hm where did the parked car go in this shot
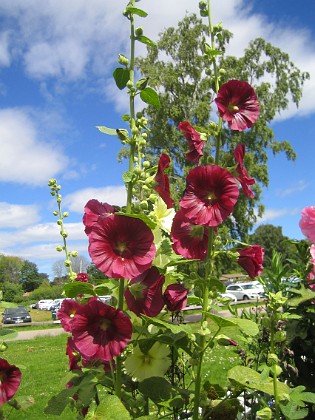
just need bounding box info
[36,300,55,310]
[2,307,32,324]
[226,283,264,301]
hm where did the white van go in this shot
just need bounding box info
[36,300,54,310]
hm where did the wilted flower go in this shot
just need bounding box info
[154,153,174,208]
[178,121,206,164]
[180,165,239,227]
[299,206,315,243]
[58,299,84,333]
[164,283,189,312]
[0,358,22,406]
[171,209,208,260]
[124,342,171,381]
[88,214,156,279]
[215,80,260,131]
[237,245,264,278]
[234,144,255,198]
[124,267,165,317]
[83,199,116,235]
[71,299,132,362]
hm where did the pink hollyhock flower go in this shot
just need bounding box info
[154,153,174,208]
[83,199,116,235]
[0,358,21,406]
[233,144,255,198]
[124,267,165,317]
[76,273,88,283]
[71,299,132,362]
[88,214,156,279]
[215,80,260,131]
[237,245,264,278]
[164,283,189,312]
[171,209,208,260]
[180,165,239,227]
[299,206,315,243]
[178,121,206,164]
[58,299,84,333]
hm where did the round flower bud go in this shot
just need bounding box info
[142,132,148,139]
[64,259,71,267]
[56,245,63,252]
[136,112,143,119]
[140,200,148,210]
[131,126,138,136]
[143,161,150,169]
[71,251,78,257]
[134,166,142,175]
[219,68,226,75]
[118,53,129,66]
[267,353,279,366]
[0,342,8,352]
[126,80,134,88]
[135,27,143,36]
[53,211,58,216]
[63,212,69,217]
[57,219,62,225]
[61,231,68,238]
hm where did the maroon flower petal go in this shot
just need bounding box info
[88,214,156,279]
[171,209,208,260]
[215,80,260,131]
[234,144,255,198]
[180,165,239,227]
[124,267,165,317]
[237,245,264,278]
[71,300,132,362]
[154,154,174,208]
[83,199,116,235]
[58,299,84,333]
[0,358,22,406]
[178,121,206,164]
[164,283,189,312]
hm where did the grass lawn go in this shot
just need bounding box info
[2,334,76,420]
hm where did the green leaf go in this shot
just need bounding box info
[113,67,130,90]
[138,377,173,403]
[140,87,161,109]
[94,394,131,419]
[279,400,308,419]
[207,313,239,328]
[116,212,156,230]
[141,315,194,336]
[122,170,134,183]
[231,318,259,336]
[125,6,148,17]
[96,126,117,136]
[209,276,225,292]
[136,35,156,48]
[64,281,95,298]
[45,386,79,415]
[288,284,315,306]
[136,77,149,91]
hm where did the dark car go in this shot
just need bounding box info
[2,307,32,324]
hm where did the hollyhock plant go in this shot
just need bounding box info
[234,144,255,198]
[299,206,315,243]
[88,214,156,279]
[180,165,239,227]
[58,299,84,333]
[124,342,171,382]
[0,358,22,406]
[171,209,208,260]
[237,245,264,278]
[71,299,132,362]
[76,273,88,282]
[178,121,206,164]
[164,283,189,312]
[153,153,174,208]
[83,199,116,235]
[215,79,260,131]
[124,266,165,317]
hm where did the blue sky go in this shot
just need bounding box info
[0,0,314,278]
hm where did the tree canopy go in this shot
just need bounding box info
[136,13,309,240]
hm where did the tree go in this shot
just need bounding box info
[52,260,67,284]
[19,260,42,292]
[70,254,89,274]
[0,254,24,284]
[249,224,304,270]
[136,14,309,239]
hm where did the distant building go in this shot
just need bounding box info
[219,273,249,284]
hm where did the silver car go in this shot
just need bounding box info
[225,283,264,301]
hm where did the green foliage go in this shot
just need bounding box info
[20,260,42,292]
[2,282,24,302]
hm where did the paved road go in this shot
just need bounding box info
[5,327,65,341]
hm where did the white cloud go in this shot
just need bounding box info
[63,185,127,213]
[276,180,308,198]
[257,207,300,224]
[0,31,10,66]
[0,108,69,186]
[0,202,40,228]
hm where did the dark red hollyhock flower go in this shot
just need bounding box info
[88,214,156,279]
[58,299,84,333]
[0,358,21,406]
[164,283,189,312]
[215,80,260,131]
[71,299,132,362]
[180,165,239,227]
[234,144,255,198]
[83,199,116,235]
[154,153,174,208]
[171,209,208,260]
[237,245,264,278]
[178,121,206,164]
[124,267,165,317]
[66,337,82,371]
[76,273,88,282]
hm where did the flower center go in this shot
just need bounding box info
[206,191,217,205]
[143,355,152,365]
[99,318,111,331]
[115,241,128,256]
[228,102,239,113]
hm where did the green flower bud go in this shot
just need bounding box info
[140,201,148,210]
[267,353,279,366]
[57,219,62,225]
[0,342,8,352]
[53,211,58,216]
[118,53,129,66]
[61,231,68,238]
[63,212,69,217]
[56,196,62,203]
[56,245,63,252]
[126,80,134,88]
[219,68,226,75]
[64,260,71,267]
[135,27,143,37]
[134,166,142,175]
[136,112,143,119]
[131,126,138,136]
[142,132,148,139]
[71,251,78,257]
[143,160,150,169]
[48,179,57,186]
